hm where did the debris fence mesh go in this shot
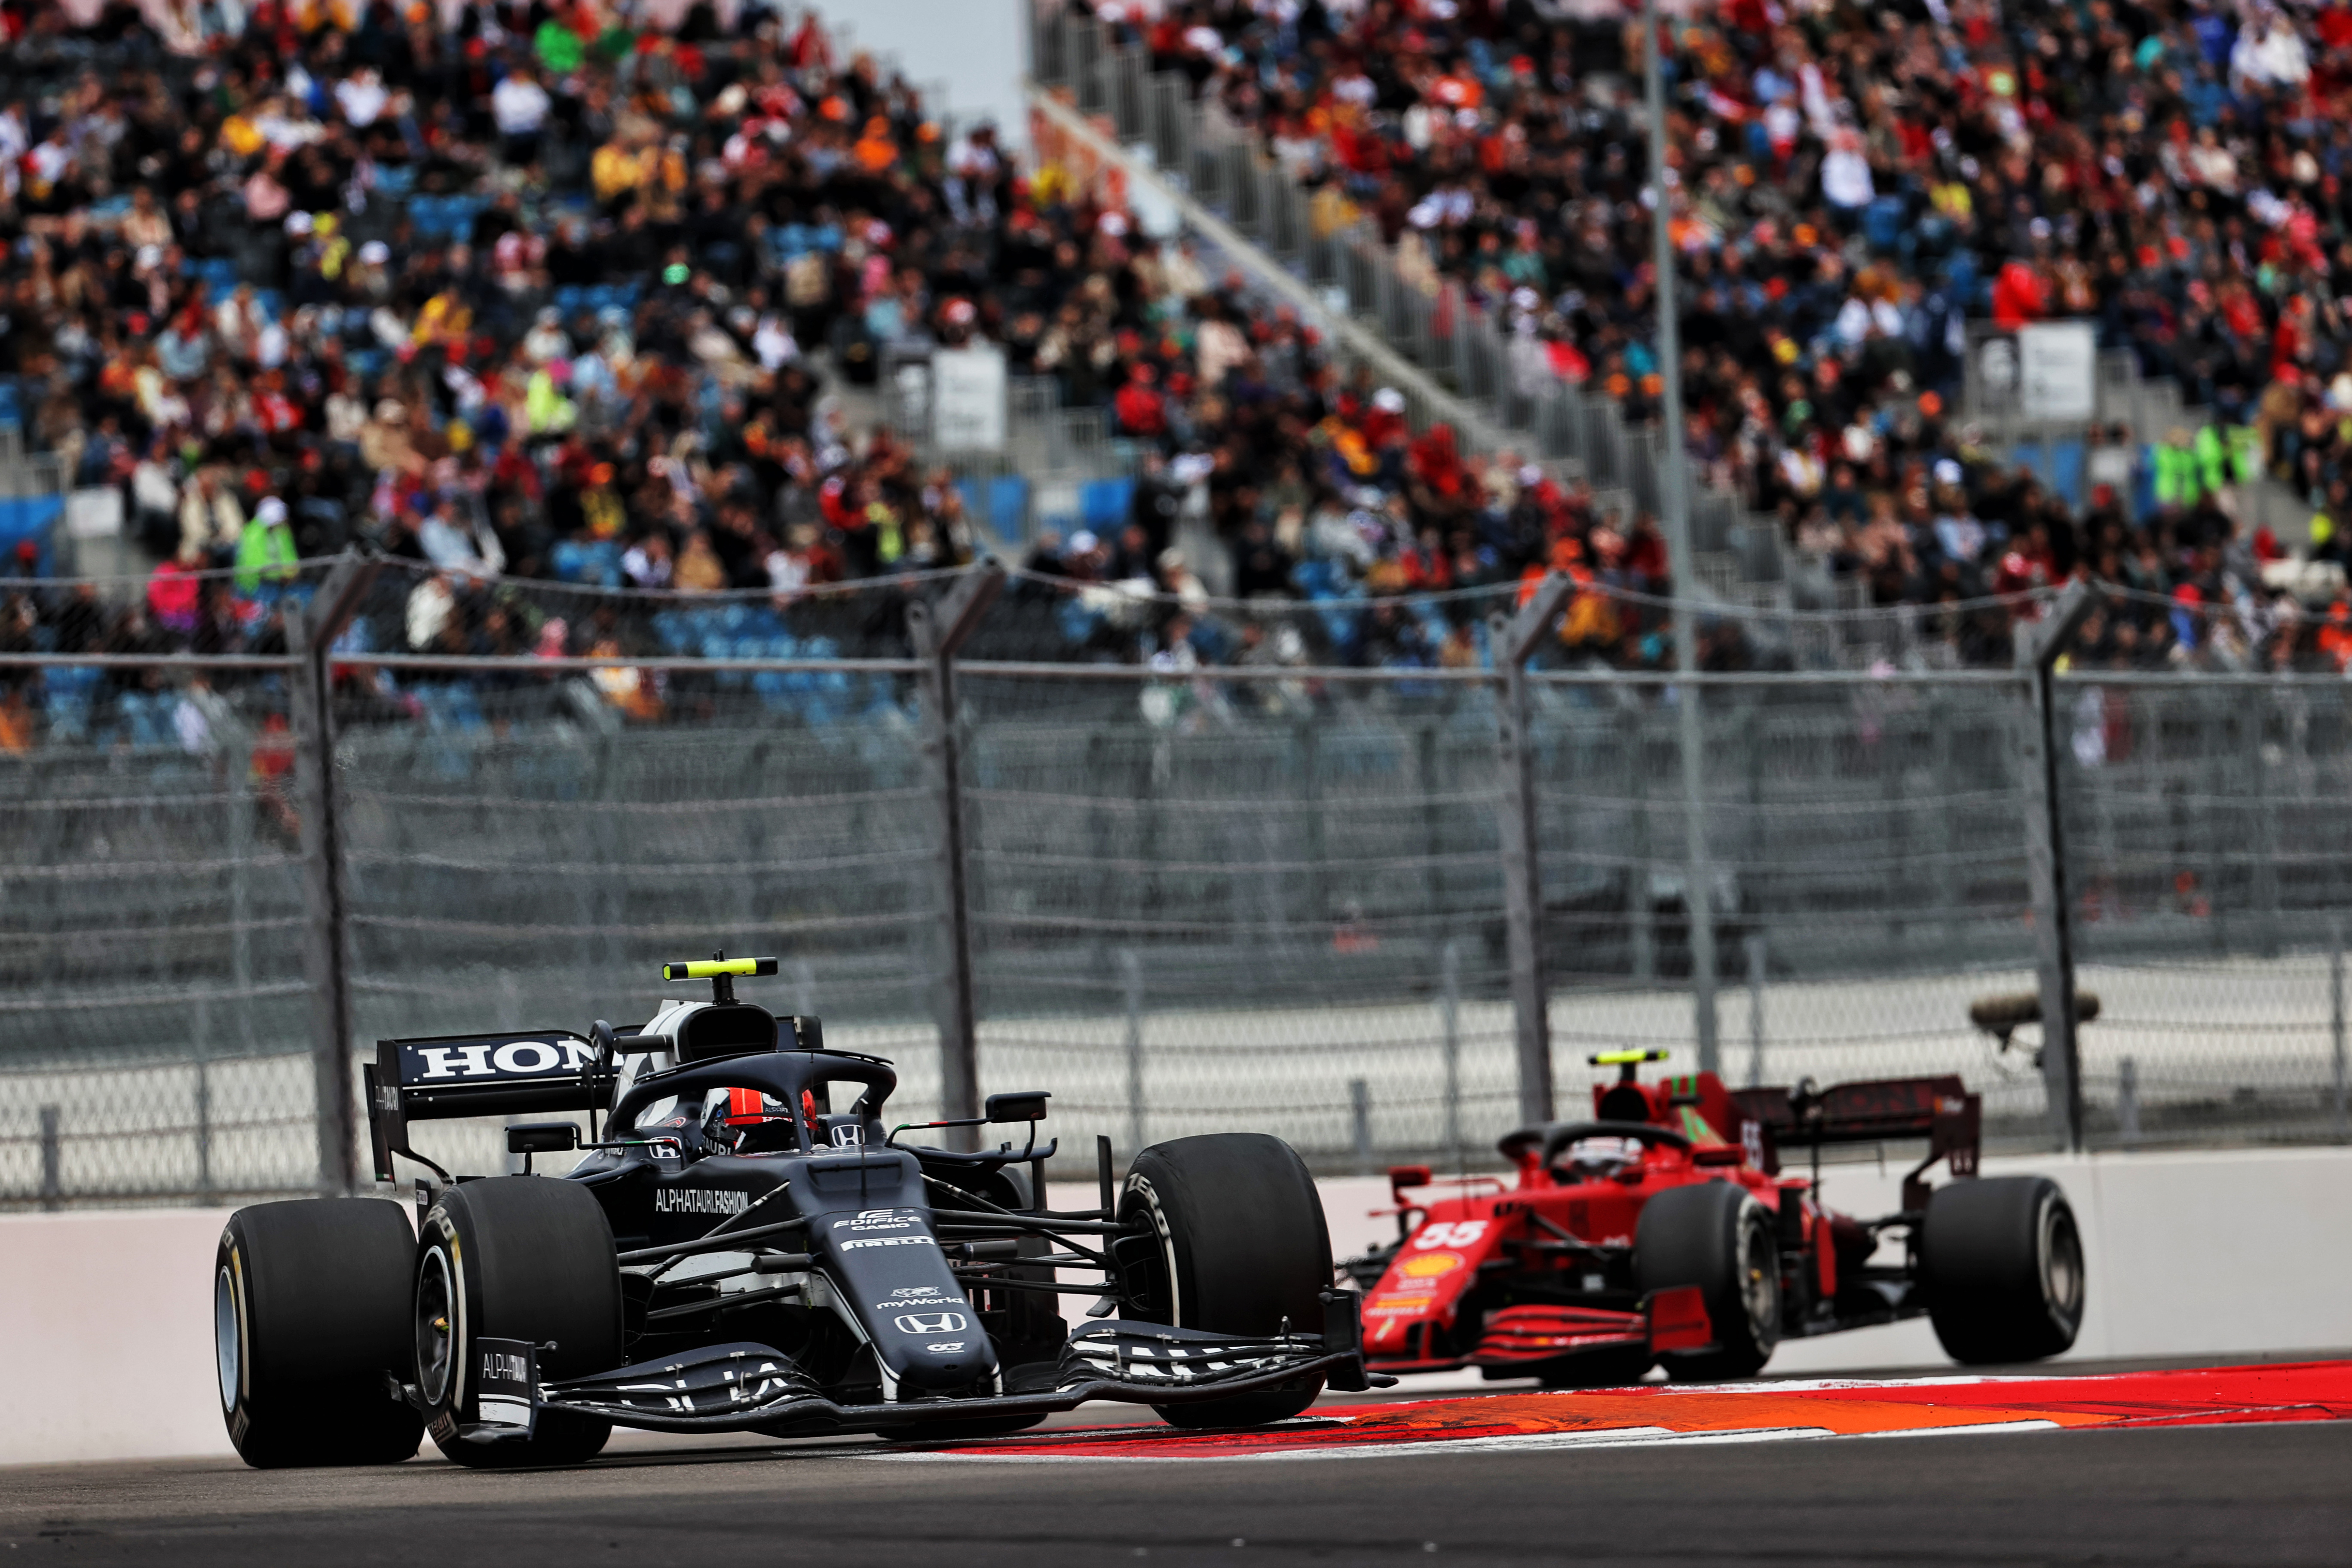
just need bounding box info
[3,655,2348,1207]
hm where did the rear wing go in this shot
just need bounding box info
[1729,1076,1980,1210]
[365,1031,619,1184]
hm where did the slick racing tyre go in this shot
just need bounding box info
[416,1176,623,1467]
[215,1198,424,1468]
[1118,1133,1332,1429]
[1636,1182,1782,1381]
[1921,1176,2084,1365]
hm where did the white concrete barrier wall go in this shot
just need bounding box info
[6,1147,2348,1467]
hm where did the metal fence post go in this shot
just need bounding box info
[907,562,1006,1139]
[2014,581,2104,1155]
[793,956,818,1020]
[1490,573,1575,1127]
[193,992,214,1205]
[1440,938,1462,1168]
[1349,1078,1374,1175]
[2331,919,2347,1140]
[1624,704,1655,982]
[2252,699,2281,959]
[1121,947,1145,1155]
[39,1105,61,1210]
[223,708,259,1056]
[289,551,382,1196]
[1643,0,1719,1074]
[2118,1056,2140,1145]
[1745,932,1767,1088]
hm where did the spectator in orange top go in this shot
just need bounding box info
[853,116,898,175]
[2318,600,2352,672]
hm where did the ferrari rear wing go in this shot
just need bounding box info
[365,1031,619,1184]
[1729,1076,1981,1210]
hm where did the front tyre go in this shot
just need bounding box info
[1636,1182,1781,1381]
[1118,1133,1331,1429]
[215,1198,423,1468]
[1921,1176,2084,1365]
[416,1177,622,1467]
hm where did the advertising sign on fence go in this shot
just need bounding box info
[931,346,1008,452]
[2017,322,2098,423]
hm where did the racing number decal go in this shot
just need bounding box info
[1414,1221,1488,1249]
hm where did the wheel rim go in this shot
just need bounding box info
[416,1247,456,1406]
[1739,1213,1781,1345]
[2040,1202,2084,1320]
[214,1265,240,1413]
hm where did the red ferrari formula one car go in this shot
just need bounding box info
[1340,1050,2084,1384]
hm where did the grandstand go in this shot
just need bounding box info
[0,0,2343,718]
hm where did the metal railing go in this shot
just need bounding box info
[3,570,2349,1207]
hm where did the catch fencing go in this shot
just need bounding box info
[2,570,2349,1208]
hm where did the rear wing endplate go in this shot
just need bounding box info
[1729,1076,1981,1210]
[365,1031,619,1185]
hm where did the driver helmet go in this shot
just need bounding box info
[1557,1134,1645,1178]
[700,1087,821,1153]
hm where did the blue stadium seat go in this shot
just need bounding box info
[551,538,623,587]
[409,194,486,242]
[118,690,176,750]
[2050,438,2086,508]
[954,476,1031,546]
[41,666,101,745]
[1079,477,1136,535]
[0,493,64,572]
[414,682,488,733]
[2132,446,2158,520]
[1862,196,1906,255]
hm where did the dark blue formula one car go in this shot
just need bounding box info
[213,956,1376,1467]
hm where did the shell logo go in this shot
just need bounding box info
[1397,1250,1465,1280]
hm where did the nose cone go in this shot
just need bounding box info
[880,1308,997,1391]
[815,1205,1004,1394]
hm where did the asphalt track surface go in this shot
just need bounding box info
[7,1358,2349,1567]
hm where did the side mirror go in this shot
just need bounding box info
[985,1090,1050,1124]
[507,1122,580,1155]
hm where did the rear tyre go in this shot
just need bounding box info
[215,1198,423,1468]
[415,1177,622,1468]
[1921,1176,2084,1365]
[1118,1133,1332,1429]
[1636,1182,1781,1382]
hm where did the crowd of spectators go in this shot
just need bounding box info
[8,0,2352,760]
[1096,0,2352,655]
[0,0,1736,723]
